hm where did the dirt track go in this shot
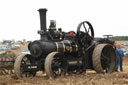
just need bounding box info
[0,42,128,85]
[0,61,128,85]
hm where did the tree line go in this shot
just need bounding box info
[95,36,128,41]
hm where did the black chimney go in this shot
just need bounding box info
[38,8,47,32]
[38,8,48,40]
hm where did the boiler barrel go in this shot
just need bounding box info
[29,40,78,59]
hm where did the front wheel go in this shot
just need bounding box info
[14,54,36,79]
[45,52,68,78]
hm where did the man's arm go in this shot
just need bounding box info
[121,50,124,57]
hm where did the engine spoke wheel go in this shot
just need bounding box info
[92,44,117,73]
[76,21,94,49]
[45,52,67,78]
[14,54,36,79]
[77,21,94,39]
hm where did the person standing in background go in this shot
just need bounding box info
[115,43,124,72]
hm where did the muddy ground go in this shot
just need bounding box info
[0,61,128,85]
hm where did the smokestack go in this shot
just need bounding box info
[38,8,47,32]
[38,8,48,40]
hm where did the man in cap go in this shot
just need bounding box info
[115,43,124,72]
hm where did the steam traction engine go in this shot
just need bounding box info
[14,9,117,78]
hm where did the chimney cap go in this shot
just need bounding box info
[38,8,47,11]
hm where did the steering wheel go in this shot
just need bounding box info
[77,21,94,39]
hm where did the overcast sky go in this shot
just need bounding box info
[0,0,128,41]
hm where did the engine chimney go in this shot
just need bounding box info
[38,8,47,40]
[38,8,47,31]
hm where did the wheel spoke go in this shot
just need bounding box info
[101,53,110,62]
[101,51,111,71]
[52,58,62,76]
[87,27,90,33]
[82,23,88,33]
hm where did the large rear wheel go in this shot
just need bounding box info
[92,44,117,73]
